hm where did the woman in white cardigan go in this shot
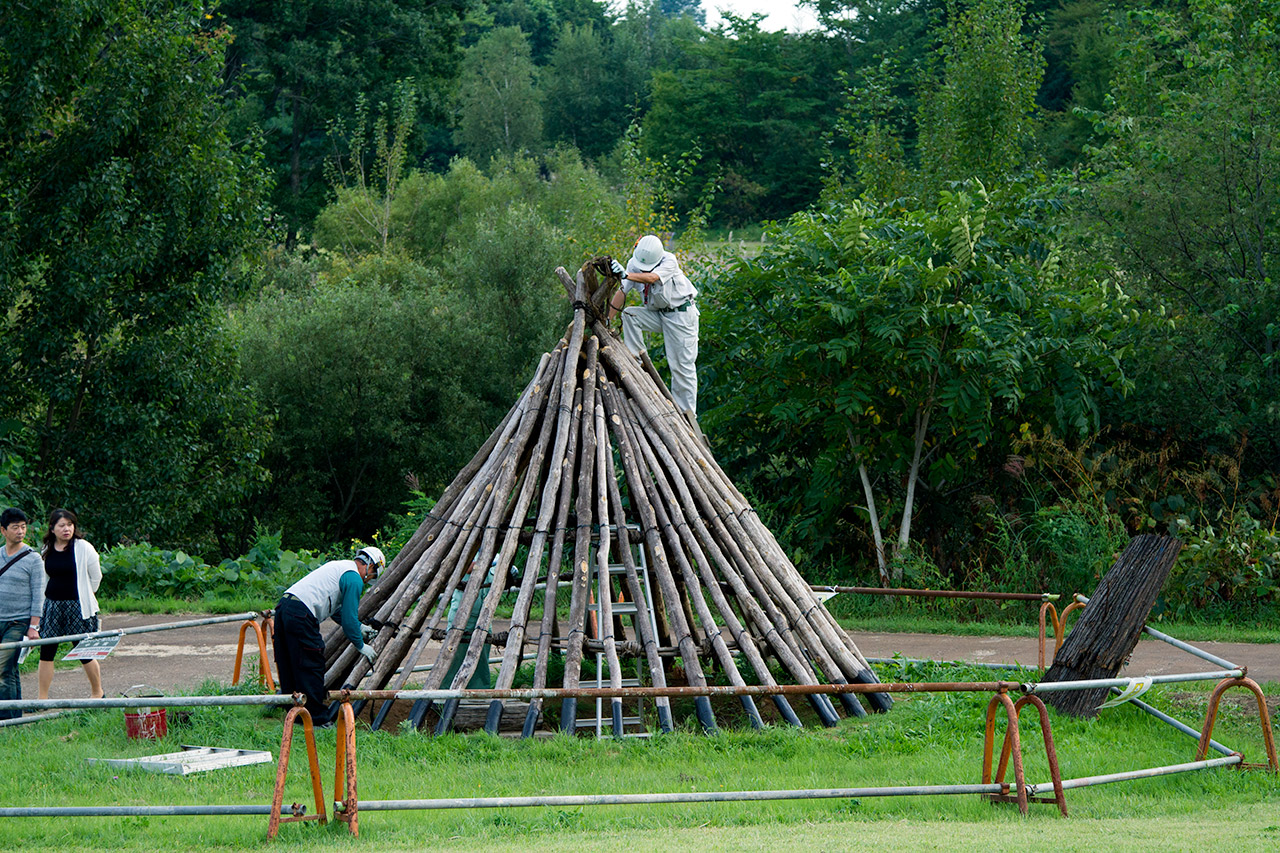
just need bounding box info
[38,508,103,699]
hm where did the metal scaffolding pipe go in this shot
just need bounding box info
[1072,594,1241,671]
[328,681,1021,704]
[343,783,1007,812]
[1123,695,1234,757]
[1140,626,1241,671]
[3,668,1240,714]
[0,711,71,728]
[0,805,274,817]
[866,657,1026,672]
[1027,755,1242,796]
[0,612,264,650]
[1023,670,1242,694]
[814,586,1057,602]
[0,694,297,712]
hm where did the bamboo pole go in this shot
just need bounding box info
[435,353,567,733]
[484,321,586,733]
[594,336,844,722]
[618,387,764,729]
[559,336,601,732]
[522,385,584,737]
[598,387,674,732]
[591,397,626,735]
[357,352,548,620]
[605,382,794,727]
[322,351,557,667]
[604,380,716,732]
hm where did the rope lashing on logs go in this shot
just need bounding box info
[389,508,757,539]
[428,628,512,647]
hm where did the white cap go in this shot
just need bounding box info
[356,546,386,577]
[629,234,664,271]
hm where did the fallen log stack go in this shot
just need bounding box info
[321,258,892,735]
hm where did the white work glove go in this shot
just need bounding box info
[610,259,625,276]
[360,622,377,642]
[357,643,377,664]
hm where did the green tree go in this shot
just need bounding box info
[542,23,623,158]
[0,0,270,548]
[642,16,844,224]
[323,80,420,256]
[917,0,1044,188]
[700,181,1128,581]
[239,269,508,544]
[473,0,612,63]
[217,0,469,245]
[455,26,544,164]
[1080,0,1280,469]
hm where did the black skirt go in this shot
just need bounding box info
[40,598,99,643]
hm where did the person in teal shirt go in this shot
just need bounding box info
[273,546,385,725]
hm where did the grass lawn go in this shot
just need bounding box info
[1,661,1276,850]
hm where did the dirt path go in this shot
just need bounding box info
[21,612,1280,701]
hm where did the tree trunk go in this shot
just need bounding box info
[1041,534,1182,718]
[895,404,931,582]
[856,457,889,587]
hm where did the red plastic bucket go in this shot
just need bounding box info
[124,709,167,740]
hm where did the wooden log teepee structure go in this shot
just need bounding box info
[321,259,892,735]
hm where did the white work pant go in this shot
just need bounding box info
[621,303,699,414]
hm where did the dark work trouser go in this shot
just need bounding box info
[273,597,336,725]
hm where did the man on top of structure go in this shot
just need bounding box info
[273,545,385,726]
[608,234,700,417]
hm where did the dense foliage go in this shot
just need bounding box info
[700,181,1129,581]
[2,0,1277,622]
[0,1,269,548]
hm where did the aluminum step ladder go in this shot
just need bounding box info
[579,523,659,738]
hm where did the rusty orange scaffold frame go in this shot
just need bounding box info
[1195,676,1279,772]
[268,696,360,840]
[1038,600,1085,670]
[267,699,328,840]
[982,691,1067,815]
[333,696,360,837]
[232,613,275,691]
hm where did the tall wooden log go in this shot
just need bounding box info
[598,384,673,731]
[558,337,602,732]
[590,397,627,735]
[1042,534,1182,718]
[522,386,583,737]
[619,386,764,729]
[485,328,585,733]
[603,382,797,727]
[606,392,717,732]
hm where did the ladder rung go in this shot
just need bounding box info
[588,601,640,613]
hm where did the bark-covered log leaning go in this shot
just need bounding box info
[1041,534,1183,718]
[320,260,892,733]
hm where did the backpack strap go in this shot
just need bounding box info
[0,548,33,580]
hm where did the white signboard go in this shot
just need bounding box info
[63,635,121,661]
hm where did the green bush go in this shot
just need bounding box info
[98,529,327,604]
[1163,512,1280,620]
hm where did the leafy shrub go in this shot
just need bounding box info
[1163,512,1280,620]
[98,528,328,603]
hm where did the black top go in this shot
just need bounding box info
[44,545,78,601]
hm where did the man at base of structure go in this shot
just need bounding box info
[608,234,699,416]
[273,546,385,726]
